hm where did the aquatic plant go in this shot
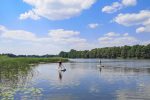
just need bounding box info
[0,55,68,68]
[0,87,43,100]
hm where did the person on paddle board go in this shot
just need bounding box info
[58,60,66,71]
[99,59,101,65]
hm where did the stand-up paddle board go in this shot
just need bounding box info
[61,69,66,72]
[97,65,104,67]
[58,68,66,72]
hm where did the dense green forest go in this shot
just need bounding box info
[59,44,150,59]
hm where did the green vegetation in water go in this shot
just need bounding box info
[0,55,68,68]
[0,86,43,100]
[0,55,68,100]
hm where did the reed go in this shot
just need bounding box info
[0,55,68,68]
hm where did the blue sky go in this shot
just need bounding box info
[0,0,150,55]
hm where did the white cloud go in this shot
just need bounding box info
[0,25,86,43]
[0,25,88,55]
[48,29,79,39]
[136,27,145,33]
[0,25,148,55]
[142,40,150,45]
[122,0,137,6]
[114,10,150,33]
[0,26,39,41]
[48,29,86,44]
[114,10,150,26]
[104,32,120,37]
[88,23,99,29]
[98,37,113,42]
[123,33,129,36]
[1,30,37,41]
[20,0,96,20]
[20,10,40,20]
[136,25,150,33]
[102,2,122,13]
[0,25,6,32]
[98,32,139,47]
[102,0,137,13]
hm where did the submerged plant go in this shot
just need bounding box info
[0,87,43,100]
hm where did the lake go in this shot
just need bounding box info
[1,59,150,100]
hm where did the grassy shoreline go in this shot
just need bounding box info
[0,55,68,68]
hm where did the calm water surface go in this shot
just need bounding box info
[1,59,150,100]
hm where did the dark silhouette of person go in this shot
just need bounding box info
[99,59,104,67]
[58,71,62,81]
[58,61,66,71]
[58,61,62,69]
[99,59,102,65]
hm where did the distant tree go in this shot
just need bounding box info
[58,44,150,59]
[142,44,150,58]
[135,45,143,58]
[121,46,130,58]
[89,49,97,58]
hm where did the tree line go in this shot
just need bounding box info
[0,54,58,58]
[59,44,150,59]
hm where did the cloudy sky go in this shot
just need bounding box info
[0,0,150,55]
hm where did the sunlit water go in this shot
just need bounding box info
[1,59,150,100]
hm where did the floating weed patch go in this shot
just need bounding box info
[0,87,44,100]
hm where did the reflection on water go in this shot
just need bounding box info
[58,70,66,82]
[1,59,150,100]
